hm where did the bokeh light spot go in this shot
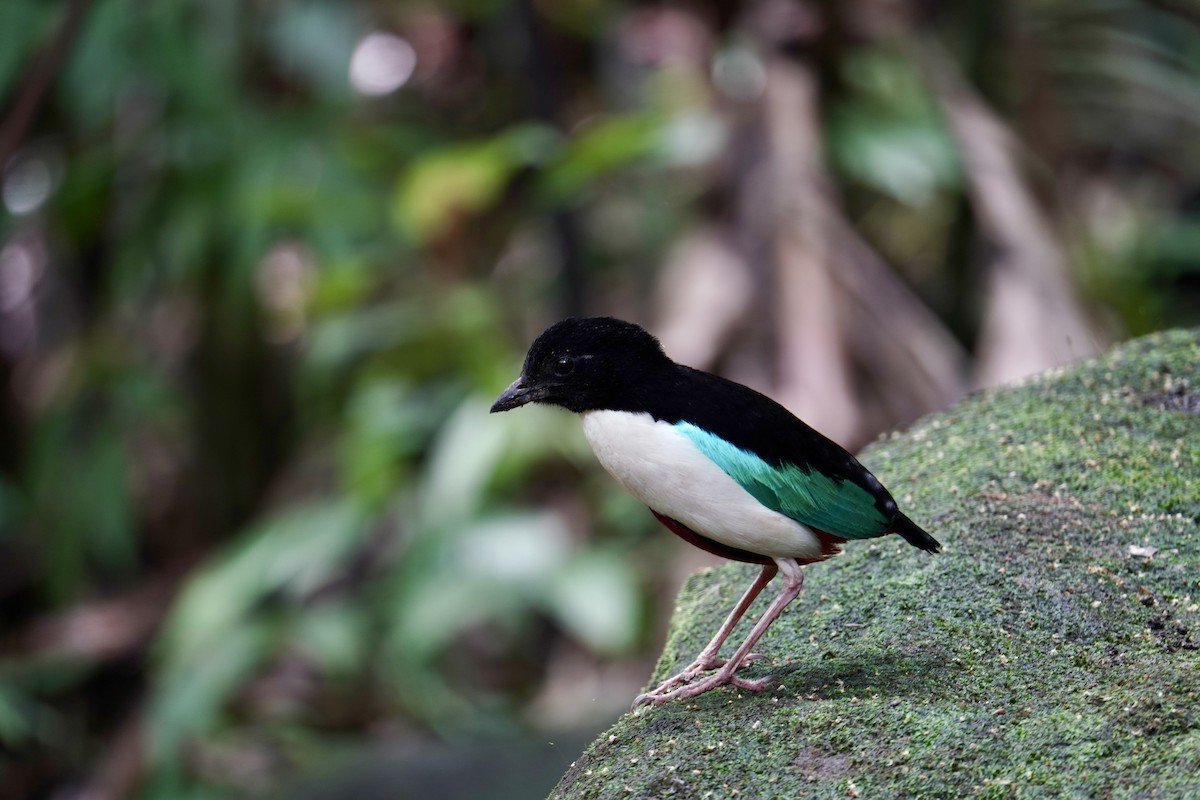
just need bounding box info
[349,32,417,96]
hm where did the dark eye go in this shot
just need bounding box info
[553,356,575,377]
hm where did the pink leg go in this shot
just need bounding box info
[634,564,777,705]
[637,559,806,706]
[686,562,778,670]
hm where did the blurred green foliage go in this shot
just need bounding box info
[1,0,1199,797]
[2,3,684,793]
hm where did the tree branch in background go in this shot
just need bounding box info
[760,52,864,445]
[0,561,189,664]
[827,212,969,432]
[655,225,756,369]
[760,49,968,445]
[0,0,95,170]
[910,39,1106,387]
[67,702,146,800]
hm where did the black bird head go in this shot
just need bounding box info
[490,317,671,414]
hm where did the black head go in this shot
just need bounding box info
[490,317,672,414]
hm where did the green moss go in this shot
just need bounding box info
[552,329,1200,799]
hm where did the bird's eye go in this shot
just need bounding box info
[553,356,575,377]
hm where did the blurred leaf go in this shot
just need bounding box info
[148,498,372,771]
[1148,218,1200,277]
[829,112,960,206]
[310,254,373,312]
[305,287,509,398]
[417,396,511,532]
[545,550,640,654]
[381,508,574,723]
[0,685,33,746]
[827,48,960,206]
[0,0,55,100]
[392,125,559,243]
[294,602,368,678]
[157,499,369,668]
[394,578,487,661]
[26,397,137,600]
[0,479,21,538]
[57,0,139,134]
[306,301,424,376]
[149,620,272,768]
[594,478,659,546]
[540,114,660,202]
[1048,22,1200,135]
[339,378,424,506]
[265,0,359,101]
[487,401,593,487]
[455,512,573,585]
[535,0,612,35]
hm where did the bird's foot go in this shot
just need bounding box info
[637,652,765,700]
[692,652,766,672]
[634,665,775,707]
[633,653,770,707]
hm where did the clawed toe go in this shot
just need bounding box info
[687,651,765,674]
[633,654,776,707]
[634,668,777,706]
[728,672,774,692]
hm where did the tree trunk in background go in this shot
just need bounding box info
[914,42,1105,387]
[763,54,863,445]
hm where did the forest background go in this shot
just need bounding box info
[1,0,1198,797]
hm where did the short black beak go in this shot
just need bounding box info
[490,377,536,413]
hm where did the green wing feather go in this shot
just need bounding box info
[675,421,891,539]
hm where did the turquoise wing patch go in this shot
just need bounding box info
[674,422,890,539]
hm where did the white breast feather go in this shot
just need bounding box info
[580,410,824,560]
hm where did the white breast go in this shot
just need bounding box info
[580,410,824,560]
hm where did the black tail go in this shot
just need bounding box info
[893,513,941,553]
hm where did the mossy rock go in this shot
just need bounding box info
[553,329,1200,799]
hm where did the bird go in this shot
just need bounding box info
[490,316,940,705]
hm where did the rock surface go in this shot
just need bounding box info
[552,329,1200,799]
